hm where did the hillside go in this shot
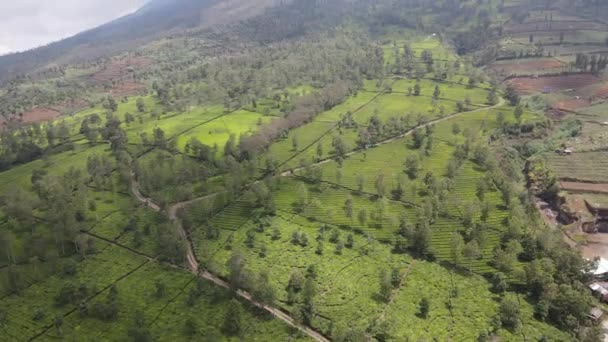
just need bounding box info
[0,0,282,80]
[1,0,608,341]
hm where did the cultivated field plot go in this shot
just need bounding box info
[549,95,594,111]
[488,58,566,76]
[88,56,152,84]
[551,44,608,61]
[0,142,110,193]
[126,105,226,144]
[22,256,307,342]
[190,208,570,341]
[389,78,491,106]
[382,35,458,65]
[560,181,608,194]
[511,30,608,45]
[175,109,271,153]
[276,107,518,274]
[583,193,608,208]
[581,102,608,120]
[562,120,608,151]
[547,151,608,182]
[385,260,569,341]
[110,81,147,97]
[0,242,148,340]
[270,78,493,171]
[199,214,410,334]
[504,20,608,34]
[507,74,601,95]
[18,107,61,123]
[524,10,589,22]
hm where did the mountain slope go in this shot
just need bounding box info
[0,0,280,81]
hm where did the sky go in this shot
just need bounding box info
[0,0,147,55]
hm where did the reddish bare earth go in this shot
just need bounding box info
[561,181,608,194]
[552,98,593,110]
[507,74,601,94]
[18,107,60,123]
[110,81,147,97]
[91,57,151,84]
[490,59,565,74]
[593,83,608,98]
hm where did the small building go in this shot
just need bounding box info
[592,258,608,280]
[587,307,604,322]
[602,122,608,126]
[589,283,608,302]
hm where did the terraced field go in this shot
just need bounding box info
[547,151,608,183]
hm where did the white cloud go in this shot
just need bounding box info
[0,0,147,53]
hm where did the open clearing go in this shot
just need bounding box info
[18,107,61,123]
[561,181,608,194]
[507,74,601,94]
[489,58,565,76]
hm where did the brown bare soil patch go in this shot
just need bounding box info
[507,74,600,94]
[110,81,147,97]
[552,97,593,111]
[593,83,608,99]
[561,181,608,194]
[490,58,564,74]
[91,57,152,84]
[19,107,60,123]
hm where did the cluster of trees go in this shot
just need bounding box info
[477,134,599,336]
[155,31,383,115]
[0,118,76,170]
[241,81,357,158]
[0,80,85,120]
[573,53,608,74]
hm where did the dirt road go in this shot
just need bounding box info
[129,173,330,342]
[127,97,506,342]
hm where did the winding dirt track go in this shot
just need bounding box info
[128,97,505,342]
[130,173,330,342]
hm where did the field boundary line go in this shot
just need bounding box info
[373,260,416,326]
[281,98,502,178]
[84,231,158,261]
[29,259,151,341]
[167,108,240,142]
[129,173,332,342]
[148,276,197,327]
[85,210,121,232]
[277,88,390,169]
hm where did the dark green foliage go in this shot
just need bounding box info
[55,284,90,307]
[419,298,429,318]
[222,299,243,336]
[128,311,152,342]
[499,295,521,331]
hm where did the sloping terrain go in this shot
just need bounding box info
[0,0,282,81]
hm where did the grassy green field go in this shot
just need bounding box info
[175,109,271,153]
[0,142,110,193]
